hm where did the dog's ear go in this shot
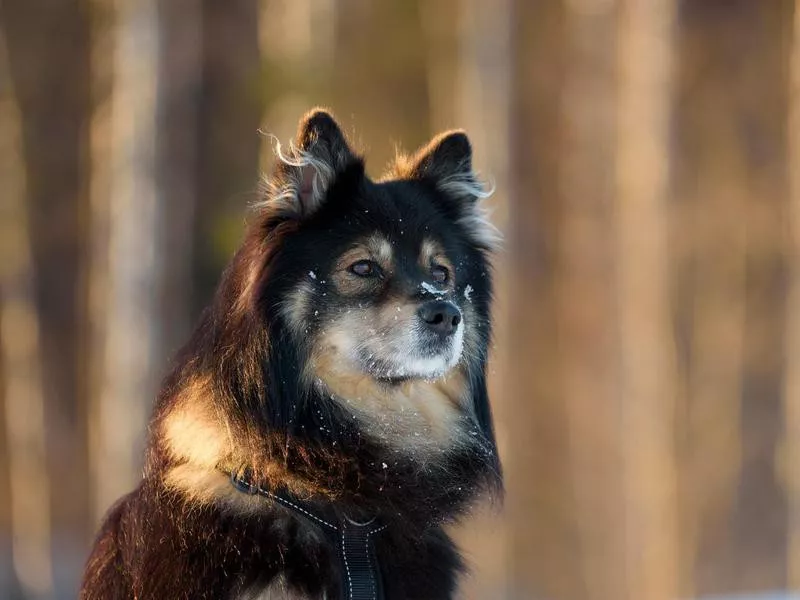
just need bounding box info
[265,108,359,219]
[398,131,499,250]
[404,130,474,185]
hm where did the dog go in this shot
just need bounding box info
[80,109,502,599]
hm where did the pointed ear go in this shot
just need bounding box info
[396,130,499,250]
[265,108,359,219]
[404,130,474,184]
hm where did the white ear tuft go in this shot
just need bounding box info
[258,109,358,219]
[270,138,337,217]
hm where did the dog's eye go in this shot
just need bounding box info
[350,260,378,277]
[431,265,449,284]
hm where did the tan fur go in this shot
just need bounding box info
[374,295,418,324]
[366,233,393,266]
[333,235,394,274]
[162,376,232,468]
[419,238,454,282]
[164,464,267,515]
[160,377,324,511]
[331,235,394,297]
[234,242,269,314]
[331,248,381,296]
[281,280,315,335]
[311,340,470,454]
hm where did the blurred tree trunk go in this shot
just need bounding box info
[157,0,201,360]
[90,0,202,524]
[785,0,800,589]
[508,1,678,598]
[94,0,163,517]
[614,1,679,598]
[419,0,460,133]
[194,0,262,313]
[674,2,791,594]
[0,26,15,599]
[0,26,52,599]
[553,3,624,598]
[85,0,115,529]
[0,147,51,600]
[0,0,91,595]
[506,2,570,597]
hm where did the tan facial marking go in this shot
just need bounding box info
[332,234,394,296]
[281,279,314,334]
[420,238,455,287]
[334,246,371,273]
[420,238,443,268]
[310,336,471,454]
[366,233,393,266]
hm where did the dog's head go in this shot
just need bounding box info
[258,110,497,389]
[223,110,497,460]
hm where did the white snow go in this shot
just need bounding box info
[420,281,445,296]
[464,284,473,301]
[308,271,317,280]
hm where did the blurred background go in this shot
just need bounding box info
[2,0,800,599]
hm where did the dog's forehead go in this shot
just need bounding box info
[353,179,447,243]
[371,178,436,211]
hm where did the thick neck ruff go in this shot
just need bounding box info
[228,468,388,600]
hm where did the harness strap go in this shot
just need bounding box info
[229,470,386,600]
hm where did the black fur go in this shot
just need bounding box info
[81,109,501,600]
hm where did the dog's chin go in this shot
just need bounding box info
[363,352,461,385]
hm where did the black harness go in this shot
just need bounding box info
[229,470,387,600]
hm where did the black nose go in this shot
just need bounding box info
[418,301,461,336]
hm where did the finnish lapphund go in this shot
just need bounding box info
[80,109,502,599]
